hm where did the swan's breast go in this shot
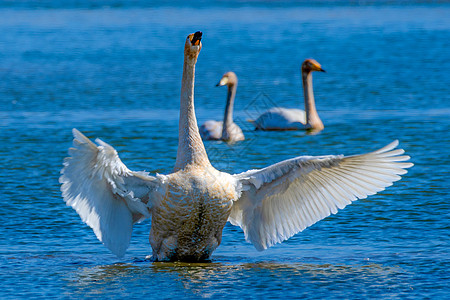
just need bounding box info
[150,167,238,261]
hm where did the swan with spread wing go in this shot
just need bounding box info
[60,32,413,261]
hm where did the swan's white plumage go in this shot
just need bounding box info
[253,107,306,130]
[200,120,223,140]
[60,129,163,257]
[229,140,413,251]
[200,120,245,141]
[61,127,412,258]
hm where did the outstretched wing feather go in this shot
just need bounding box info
[60,129,162,257]
[231,140,413,251]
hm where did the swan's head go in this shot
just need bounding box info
[302,59,326,73]
[216,71,238,87]
[185,31,202,62]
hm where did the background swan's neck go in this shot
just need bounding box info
[221,84,237,140]
[174,58,210,171]
[302,71,324,130]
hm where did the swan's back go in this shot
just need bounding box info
[150,166,237,261]
[200,120,245,142]
[254,107,306,130]
[200,120,223,140]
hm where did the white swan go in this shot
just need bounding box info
[60,32,413,262]
[200,72,245,142]
[253,59,325,131]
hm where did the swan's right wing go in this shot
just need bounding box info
[230,141,413,251]
[60,129,166,257]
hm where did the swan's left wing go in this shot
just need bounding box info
[230,141,413,251]
[60,129,165,257]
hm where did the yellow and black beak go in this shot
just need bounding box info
[191,31,202,46]
[314,63,326,73]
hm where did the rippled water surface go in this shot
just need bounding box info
[1,1,449,298]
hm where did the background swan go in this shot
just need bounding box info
[253,59,325,131]
[60,32,413,262]
[200,72,245,142]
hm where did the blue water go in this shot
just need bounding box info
[1,1,449,298]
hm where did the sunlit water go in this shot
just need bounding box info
[1,1,449,298]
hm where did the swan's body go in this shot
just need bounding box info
[200,72,244,142]
[253,107,306,131]
[60,32,413,262]
[200,120,244,141]
[150,165,237,261]
[254,59,325,131]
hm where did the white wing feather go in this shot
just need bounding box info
[230,140,413,251]
[59,129,164,257]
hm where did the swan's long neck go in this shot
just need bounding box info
[221,84,236,140]
[302,71,324,130]
[174,56,210,171]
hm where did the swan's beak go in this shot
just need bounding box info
[216,76,229,87]
[191,31,202,46]
[319,68,326,73]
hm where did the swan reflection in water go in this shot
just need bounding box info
[68,259,406,298]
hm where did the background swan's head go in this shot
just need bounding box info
[302,59,326,73]
[216,72,238,87]
[184,31,202,62]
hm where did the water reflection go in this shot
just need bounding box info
[67,259,409,298]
